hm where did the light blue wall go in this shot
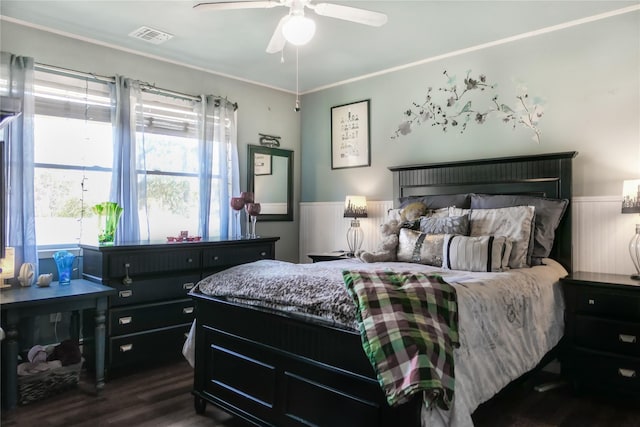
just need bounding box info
[300,11,640,202]
[1,21,301,262]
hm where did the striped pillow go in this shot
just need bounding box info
[442,235,512,272]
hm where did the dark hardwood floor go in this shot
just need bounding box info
[2,360,639,427]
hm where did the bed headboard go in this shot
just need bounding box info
[388,151,578,273]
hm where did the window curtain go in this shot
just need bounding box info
[196,96,238,239]
[1,52,38,278]
[109,76,143,243]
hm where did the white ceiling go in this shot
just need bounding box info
[1,1,637,93]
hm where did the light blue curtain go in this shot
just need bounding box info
[196,96,238,239]
[1,52,37,278]
[109,76,142,243]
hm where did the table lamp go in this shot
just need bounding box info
[344,195,368,257]
[0,247,15,289]
[621,179,640,280]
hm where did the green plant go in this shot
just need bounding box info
[92,202,123,244]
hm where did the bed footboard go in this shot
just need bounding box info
[191,293,421,427]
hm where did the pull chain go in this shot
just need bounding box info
[294,47,300,112]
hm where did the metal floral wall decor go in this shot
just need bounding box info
[392,70,545,143]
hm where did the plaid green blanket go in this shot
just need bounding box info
[343,270,459,410]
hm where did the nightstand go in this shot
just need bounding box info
[561,271,640,394]
[307,252,353,263]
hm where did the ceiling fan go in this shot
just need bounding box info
[193,0,388,53]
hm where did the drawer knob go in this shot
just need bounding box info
[183,307,194,314]
[119,290,133,298]
[122,263,133,285]
[261,251,267,257]
[120,343,133,353]
[118,316,132,325]
[618,368,636,378]
[588,299,595,305]
[619,334,637,344]
[213,256,219,261]
[187,258,193,263]
[183,282,195,290]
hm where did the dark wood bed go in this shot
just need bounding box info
[190,151,577,427]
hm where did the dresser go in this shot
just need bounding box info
[80,237,279,376]
[561,271,640,394]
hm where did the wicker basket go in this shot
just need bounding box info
[18,359,83,405]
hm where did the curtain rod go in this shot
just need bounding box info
[35,62,238,109]
[35,62,114,84]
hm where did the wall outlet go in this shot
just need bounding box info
[49,312,62,323]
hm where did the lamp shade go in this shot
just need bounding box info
[622,179,640,214]
[344,196,368,218]
[0,247,15,280]
[282,15,316,46]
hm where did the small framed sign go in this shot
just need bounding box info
[331,99,370,169]
[254,153,272,176]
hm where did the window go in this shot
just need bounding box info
[32,68,233,247]
[33,70,113,246]
[134,91,203,240]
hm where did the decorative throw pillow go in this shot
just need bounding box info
[397,228,445,267]
[420,214,469,235]
[450,206,535,269]
[442,234,512,272]
[470,194,569,265]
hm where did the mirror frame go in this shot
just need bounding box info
[247,144,294,222]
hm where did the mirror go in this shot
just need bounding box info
[248,144,293,221]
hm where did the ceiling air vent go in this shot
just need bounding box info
[128,26,173,44]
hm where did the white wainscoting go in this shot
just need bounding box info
[299,201,393,263]
[573,196,638,275]
[300,197,638,275]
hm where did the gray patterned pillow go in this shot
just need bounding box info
[420,214,469,235]
[397,228,445,267]
[442,234,512,272]
[450,206,535,269]
[470,194,569,265]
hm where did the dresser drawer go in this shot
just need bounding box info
[108,248,201,277]
[109,323,191,369]
[575,289,640,321]
[110,274,200,307]
[570,349,640,392]
[110,299,195,335]
[203,244,273,268]
[574,315,640,357]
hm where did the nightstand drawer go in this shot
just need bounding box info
[575,316,640,357]
[203,244,272,268]
[110,299,195,335]
[110,274,200,307]
[575,290,640,321]
[571,349,640,392]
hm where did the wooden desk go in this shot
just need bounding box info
[0,279,115,410]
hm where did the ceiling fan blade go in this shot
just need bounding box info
[193,1,282,11]
[311,3,387,27]
[266,15,288,53]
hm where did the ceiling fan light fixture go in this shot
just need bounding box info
[282,15,316,46]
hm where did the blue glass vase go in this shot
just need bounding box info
[53,250,75,286]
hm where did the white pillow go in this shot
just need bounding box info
[450,206,534,269]
[442,234,512,272]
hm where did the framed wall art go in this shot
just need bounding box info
[331,99,370,169]
[254,153,272,176]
